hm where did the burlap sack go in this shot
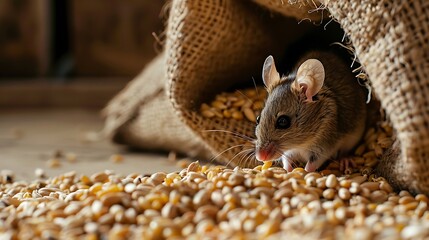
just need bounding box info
[105,0,429,193]
[102,53,210,158]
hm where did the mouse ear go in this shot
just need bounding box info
[262,55,281,91]
[294,59,325,102]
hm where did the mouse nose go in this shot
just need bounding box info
[256,143,276,161]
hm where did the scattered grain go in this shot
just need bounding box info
[46,158,61,168]
[110,154,124,163]
[34,168,46,179]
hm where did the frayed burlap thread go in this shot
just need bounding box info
[252,0,327,21]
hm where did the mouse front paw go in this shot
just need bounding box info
[281,156,294,172]
[281,155,307,172]
[339,157,357,174]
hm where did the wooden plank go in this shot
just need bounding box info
[0,0,51,77]
[71,0,165,76]
[0,79,127,108]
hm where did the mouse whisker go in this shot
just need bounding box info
[233,152,249,169]
[235,147,258,168]
[278,131,309,141]
[250,152,259,168]
[246,156,257,168]
[272,148,303,169]
[272,149,287,166]
[224,144,254,165]
[243,150,257,168]
[235,90,254,104]
[208,143,247,165]
[227,147,255,168]
[203,129,255,142]
[234,150,248,168]
[251,76,260,99]
[291,160,301,169]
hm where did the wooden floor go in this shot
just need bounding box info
[0,109,181,181]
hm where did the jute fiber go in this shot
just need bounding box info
[105,0,429,193]
[321,0,429,194]
[102,53,210,158]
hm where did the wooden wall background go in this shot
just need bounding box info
[0,0,165,108]
[71,0,165,76]
[0,0,165,78]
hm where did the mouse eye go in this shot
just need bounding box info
[256,115,260,125]
[275,115,291,129]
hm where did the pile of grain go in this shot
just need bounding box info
[1,159,429,239]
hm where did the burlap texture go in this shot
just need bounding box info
[103,52,210,158]
[323,0,429,194]
[105,0,429,193]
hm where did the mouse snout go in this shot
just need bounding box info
[256,142,277,162]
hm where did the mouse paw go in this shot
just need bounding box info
[339,157,356,174]
[281,157,295,172]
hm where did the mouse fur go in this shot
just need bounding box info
[255,51,367,172]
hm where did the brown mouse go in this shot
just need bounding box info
[255,51,367,172]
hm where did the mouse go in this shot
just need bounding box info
[254,51,367,172]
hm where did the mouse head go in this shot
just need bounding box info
[255,55,331,162]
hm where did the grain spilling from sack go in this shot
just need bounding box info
[323,121,393,175]
[1,160,429,239]
[200,87,267,122]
